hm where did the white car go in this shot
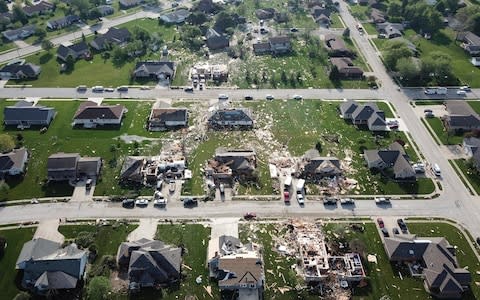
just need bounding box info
[460,85,471,91]
[292,95,303,100]
[424,89,436,95]
[218,94,229,100]
[154,197,167,207]
[266,94,274,100]
[340,198,355,205]
[456,90,467,96]
[104,88,114,92]
[375,197,391,204]
[135,199,149,206]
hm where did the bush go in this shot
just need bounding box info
[87,276,111,300]
[88,255,117,278]
[75,231,95,249]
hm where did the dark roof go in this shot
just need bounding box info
[120,156,145,182]
[47,153,80,170]
[325,34,348,52]
[34,271,78,290]
[73,102,125,120]
[340,99,359,116]
[253,42,271,52]
[77,157,101,175]
[269,36,290,44]
[150,108,188,123]
[2,25,36,40]
[447,115,480,128]
[208,108,253,124]
[0,148,27,172]
[23,1,54,15]
[48,15,79,28]
[57,42,89,61]
[0,63,41,77]
[97,5,114,15]
[133,61,175,77]
[4,102,54,122]
[91,27,131,49]
[462,31,480,46]
[119,0,142,7]
[351,102,378,121]
[330,57,363,75]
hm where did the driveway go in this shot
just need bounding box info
[207,218,239,259]
[34,219,64,243]
[71,179,95,202]
[127,218,158,241]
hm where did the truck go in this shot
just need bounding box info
[424,87,447,95]
[296,179,305,205]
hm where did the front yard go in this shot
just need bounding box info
[424,117,463,145]
[453,159,480,195]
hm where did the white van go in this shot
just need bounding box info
[432,163,441,176]
[284,176,292,187]
[92,86,104,92]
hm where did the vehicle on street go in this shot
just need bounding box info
[266,94,274,100]
[283,188,290,203]
[85,178,93,190]
[436,87,447,95]
[156,180,163,190]
[169,180,175,193]
[397,218,408,233]
[432,163,441,176]
[424,88,436,95]
[30,199,39,204]
[92,86,104,92]
[340,198,355,205]
[244,95,253,100]
[412,163,425,173]
[184,87,194,92]
[425,112,435,118]
[244,212,256,220]
[290,27,298,32]
[377,218,385,228]
[135,198,149,206]
[292,94,303,100]
[76,85,87,92]
[219,183,225,195]
[153,197,167,207]
[393,228,400,234]
[122,199,135,208]
[456,90,467,96]
[117,86,128,92]
[296,179,305,205]
[183,198,198,207]
[423,109,433,113]
[140,86,151,90]
[381,227,389,237]
[323,197,338,205]
[460,85,471,91]
[375,197,391,204]
[104,88,114,92]
[218,94,228,100]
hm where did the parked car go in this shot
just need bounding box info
[122,199,135,208]
[393,228,400,234]
[460,85,471,91]
[323,197,338,205]
[423,109,433,113]
[283,188,290,203]
[456,90,467,96]
[104,88,114,92]
[290,27,298,32]
[377,218,385,228]
[397,218,408,233]
[117,86,128,92]
[381,227,389,237]
[425,112,435,118]
[244,212,256,220]
[184,87,194,92]
[76,85,87,92]
[375,197,391,204]
[183,198,198,207]
[92,86,104,92]
[292,94,303,100]
[219,183,225,194]
[265,94,274,100]
[218,94,229,100]
[340,198,355,205]
[477,237,480,245]
[154,197,167,207]
[85,178,93,190]
[244,95,253,100]
[135,198,149,206]
[169,180,175,193]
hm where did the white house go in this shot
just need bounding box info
[73,101,126,128]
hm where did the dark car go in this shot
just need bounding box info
[381,227,389,237]
[477,237,480,245]
[117,86,129,92]
[184,87,194,92]
[393,228,400,235]
[323,197,337,205]
[397,218,408,233]
[122,199,135,208]
[244,95,253,100]
[183,198,198,207]
[244,212,257,220]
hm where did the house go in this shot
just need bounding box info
[23,1,54,17]
[339,99,360,119]
[119,0,143,8]
[0,148,28,177]
[384,235,471,299]
[269,36,291,54]
[324,34,351,56]
[148,107,188,131]
[208,108,254,129]
[364,142,416,179]
[370,8,385,23]
[463,137,480,156]
[206,28,229,50]
[16,238,87,295]
[376,22,404,38]
[56,42,90,62]
[0,12,13,24]
[0,62,41,79]
[90,27,131,51]
[190,63,229,82]
[252,42,272,55]
[2,25,36,41]
[96,5,114,16]
[120,156,146,183]
[47,152,101,181]
[73,101,126,128]
[206,149,257,181]
[255,8,275,19]
[120,152,186,184]
[132,61,175,81]
[311,6,331,25]
[459,31,480,55]
[159,8,190,24]
[298,149,342,179]
[3,101,55,127]
[46,15,79,30]
[117,239,182,290]
[443,101,480,133]
[330,57,364,78]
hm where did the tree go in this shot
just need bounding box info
[89,8,102,20]
[0,134,15,152]
[0,0,8,13]
[383,40,412,70]
[187,12,207,25]
[70,0,89,19]
[41,40,53,52]
[342,27,350,38]
[420,51,455,85]
[35,28,47,41]
[12,4,27,24]
[329,65,341,80]
[281,70,287,83]
[13,292,30,300]
[215,12,236,32]
[396,57,419,83]
[87,276,111,300]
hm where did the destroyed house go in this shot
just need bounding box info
[208,108,253,129]
[120,156,186,184]
[206,149,256,181]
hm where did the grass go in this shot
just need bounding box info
[58,223,138,264]
[363,23,378,35]
[425,117,463,145]
[454,159,480,195]
[0,227,36,300]
[348,4,369,21]
[408,222,480,299]
[153,224,217,300]
[468,101,480,115]
[330,13,344,29]
[0,42,16,53]
[0,100,166,201]
[421,118,440,145]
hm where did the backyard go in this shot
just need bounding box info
[0,227,36,300]
[0,99,169,201]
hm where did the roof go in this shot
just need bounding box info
[97,5,114,15]
[57,42,89,60]
[325,34,348,52]
[0,148,27,172]
[34,271,78,290]
[2,25,36,40]
[445,101,476,116]
[133,61,175,77]
[91,27,131,49]
[302,156,342,176]
[16,238,62,267]
[447,115,480,128]
[73,102,125,120]
[159,8,190,23]
[120,156,146,181]
[330,57,363,75]
[339,99,359,116]
[269,36,290,44]
[4,101,54,122]
[0,62,41,77]
[463,31,480,46]
[47,153,80,170]
[208,108,253,124]
[48,15,79,28]
[217,256,263,287]
[351,102,379,121]
[364,142,414,177]
[464,137,480,150]
[77,157,101,174]
[253,42,271,52]
[150,108,188,123]
[119,0,142,6]
[23,1,53,15]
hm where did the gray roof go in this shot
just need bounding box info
[74,102,125,120]
[447,115,480,128]
[368,113,387,127]
[339,99,359,117]
[16,238,61,267]
[57,42,89,61]
[91,27,131,49]
[464,137,480,153]
[23,1,53,15]
[0,63,41,78]
[364,142,414,178]
[150,108,188,123]
[77,157,101,175]
[0,148,28,172]
[159,8,190,23]
[120,156,146,182]
[445,101,476,116]
[352,102,379,121]
[4,102,54,123]
[208,108,253,125]
[48,15,79,29]
[2,25,36,40]
[302,156,342,177]
[34,271,78,290]
[133,61,175,77]
[47,153,80,170]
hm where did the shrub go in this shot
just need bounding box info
[87,276,111,300]
[75,231,95,249]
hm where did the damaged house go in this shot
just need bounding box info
[148,106,188,131]
[205,148,257,182]
[297,149,342,180]
[208,108,254,129]
[363,142,416,179]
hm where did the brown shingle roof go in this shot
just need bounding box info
[74,102,125,120]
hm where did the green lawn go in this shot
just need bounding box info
[407,222,480,299]
[330,13,345,29]
[0,227,36,300]
[349,4,369,21]
[58,223,138,265]
[0,42,16,53]
[425,117,463,145]
[454,159,480,195]
[0,100,166,201]
[468,101,480,115]
[363,23,378,35]
[153,224,218,300]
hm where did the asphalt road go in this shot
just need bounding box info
[1,1,480,238]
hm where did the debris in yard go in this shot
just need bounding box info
[182,264,192,270]
[203,285,213,298]
[195,275,202,284]
[367,254,378,263]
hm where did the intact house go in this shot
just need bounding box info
[117,239,182,291]
[148,107,188,131]
[458,31,480,56]
[16,238,87,295]
[90,27,131,51]
[463,137,480,171]
[376,22,404,39]
[384,235,471,299]
[3,100,55,128]
[205,148,257,183]
[47,152,101,182]
[206,28,230,50]
[0,61,41,80]
[119,0,143,9]
[47,15,80,30]
[330,57,364,79]
[0,148,28,177]
[23,1,54,17]
[96,5,114,16]
[253,36,291,55]
[2,25,36,41]
[370,8,385,23]
[208,235,264,299]
[296,149,342,180]
[208,108,254,129]
[363,142,416,179]
[324,34,352,57]
[57,42,91,62]
[72,101,126,128]
[442,101,480,133]
[339,100,387,131]
[132,61,175,82]
[311,6,331,26]
[159,8,190,24]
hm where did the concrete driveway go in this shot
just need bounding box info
[34,219,64,243]
[207,218,239,259]
[127,218,158,241]
[71,179,95,202]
